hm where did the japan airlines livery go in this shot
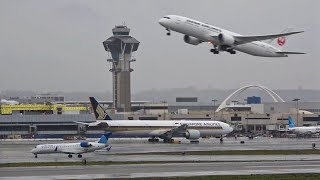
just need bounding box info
[31,132,112,158]
[159,15,305,57]
[75,97,233,142]
[288,116,320,135]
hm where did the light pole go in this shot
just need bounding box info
[292,98,300,126]
[161,101,167,120]
[212,99,217,120]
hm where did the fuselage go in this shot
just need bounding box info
[100,120,233,138]
[289,126,320,134]
[159,15,287,57]
[31,142,105,155]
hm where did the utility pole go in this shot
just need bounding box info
[292,98,300,126]
[212,99,217,120]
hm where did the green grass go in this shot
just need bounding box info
[121,174,320,180]
[119,149,320,156]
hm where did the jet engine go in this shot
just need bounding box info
[80,142,92,147]
[218,33,235,45]
[185,129,201,140]
[183,35,202,45]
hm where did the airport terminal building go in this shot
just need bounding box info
[1,91,320,139]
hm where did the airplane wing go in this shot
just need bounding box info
[276,52,306,54]
[234,31,304,45]
[161,124,188,137]
[74,121,109,127]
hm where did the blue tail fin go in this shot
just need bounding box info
[89,97,112,120]
[98,132,112,144]
[288,116,295,128]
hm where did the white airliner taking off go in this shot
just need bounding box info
[31,133,112,158]
[75,97,233,142]
[159,15,305,57]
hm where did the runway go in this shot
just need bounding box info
[1,137,320,163]
[1,161,320,179]
[1,137,320,179]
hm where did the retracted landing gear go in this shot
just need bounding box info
[78,154,82,158]
[68,154,72,158]
[166,28,171,36]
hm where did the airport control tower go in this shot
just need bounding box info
[103,25,139,112]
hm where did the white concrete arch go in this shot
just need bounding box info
[215,85,285,112]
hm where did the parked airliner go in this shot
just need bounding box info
[75,97,233,143]
[159,15,304,57]
[288,116,320,135]
[31,133,112,158]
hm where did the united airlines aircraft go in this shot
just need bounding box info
[75,97,233,143]
[31,133,112,158]
[159,15,304,57]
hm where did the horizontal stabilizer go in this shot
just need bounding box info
[276,52,306,55]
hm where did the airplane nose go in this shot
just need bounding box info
[158,18,165,26]
[31,148,36,154]
[229,126,234,133]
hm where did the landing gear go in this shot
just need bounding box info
[190,140,199,144]
[166,28,171,36]
[227,49,236,54]
[210,45,219,54]
[34,155,38,158]
[78,154,82,158]
[163,139,174,143]
[220,136,224,143]
[68,154,72,158]
[210,48,219,54]
[148,138,159,142]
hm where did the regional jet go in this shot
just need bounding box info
[75,97,233,143]
[288,116,320,136]
[31,132,112,158]
[159,15,305,57]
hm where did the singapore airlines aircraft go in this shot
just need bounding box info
[31,133,112,158]
[159,15,305,57]
[288,116,320,135]
[75,97,233,142]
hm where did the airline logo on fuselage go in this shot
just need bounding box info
[178,122,222,127]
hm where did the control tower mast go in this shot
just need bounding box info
[103,26,139,112]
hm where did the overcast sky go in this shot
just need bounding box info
[0,0,319,93]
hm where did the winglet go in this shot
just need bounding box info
[288,116,295,128]
[98,132,112,144]
[89,97,112,120]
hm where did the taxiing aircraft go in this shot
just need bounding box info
[288,116,320,135]
[159,15,304,57]
[75,97,233,142]
[31,132,112,158]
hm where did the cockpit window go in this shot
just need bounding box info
[163,17,170,19]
